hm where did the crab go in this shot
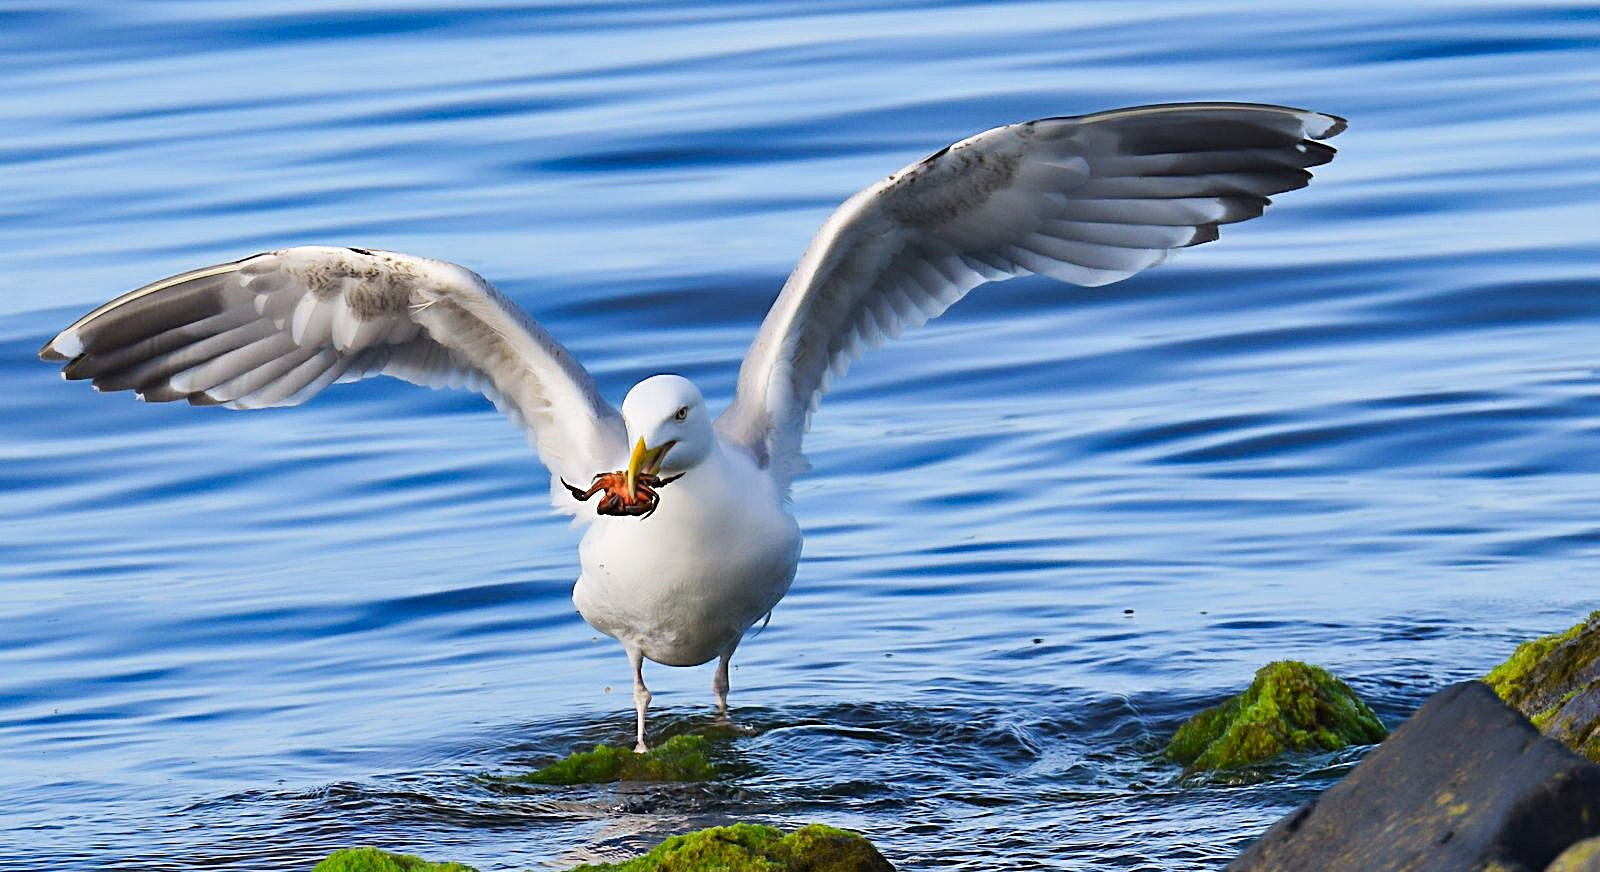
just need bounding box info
[561,469,683,519]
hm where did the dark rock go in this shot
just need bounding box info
[1548,687,1600,762]
[1486,612,1600,763]
[1227,681,1600,872]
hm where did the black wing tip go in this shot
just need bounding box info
[135,384,188,403]
[1048,101,1349,141]
[1187,223,1223,247]
[61,356,97,380]
[1302,141,1339,164]
[38,341,68,362]
[1316,112,1349,140]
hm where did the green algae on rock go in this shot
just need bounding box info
[501,733,716,785]
[1547,835,1600,872]
[1484,611,1600,763]
[566,823,893,872]
[312,847,478,872]
[1165,660,1386,773]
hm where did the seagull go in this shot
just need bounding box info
[39,102,1344,751]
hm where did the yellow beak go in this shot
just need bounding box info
[625,437,674,494]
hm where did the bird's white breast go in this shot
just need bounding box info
[572,442,801,667]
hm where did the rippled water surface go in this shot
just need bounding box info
[4,2,1600,869]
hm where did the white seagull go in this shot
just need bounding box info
[40,102,1344,751]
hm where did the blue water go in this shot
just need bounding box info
[3,2,1599,869]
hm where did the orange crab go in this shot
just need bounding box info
[561,469,683,518]
[562,436,684,518]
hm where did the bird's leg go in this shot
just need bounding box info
[629,645,652,753]
[713,647,734,721]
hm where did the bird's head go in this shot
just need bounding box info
[619,374,713,491]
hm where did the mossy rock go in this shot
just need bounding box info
[1484,611,1600,763]
[1165,660,1387,773]
[312,847,477,872]
[1544,685,1600,763]
[1547,835,1600,872]
[567,823,893,871]
[498,734,716,785]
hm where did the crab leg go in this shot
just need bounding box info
[560,477,607,502]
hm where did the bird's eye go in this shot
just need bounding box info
[674,406,689,421]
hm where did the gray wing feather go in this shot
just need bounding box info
[717,102,1345,486]
[40,246,626,499]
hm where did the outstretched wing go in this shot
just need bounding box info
[39,246,627,504]
[716,102,1346,485]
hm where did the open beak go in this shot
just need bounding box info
[625,437,675,494]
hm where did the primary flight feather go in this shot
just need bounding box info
[40,102,1344,750]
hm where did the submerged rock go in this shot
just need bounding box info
[566,823,893,872]
[1227,681,1600,872]
[1165,660,1386,772]
[499,734,716,785]
[1485,612,1600,762]
[312,847,477,872]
